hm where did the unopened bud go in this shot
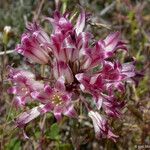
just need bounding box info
[3,26,11,45]
[4,26,11,34]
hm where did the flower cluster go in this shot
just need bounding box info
[8,9,135,142]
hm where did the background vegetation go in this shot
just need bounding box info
[0,0,150,149]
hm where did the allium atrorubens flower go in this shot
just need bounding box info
[8,8,136,142]
[7,67,44,107]
[31,76,77,121]
[76,61,135,110]
[88,111,118,142]
[16,23,51,64]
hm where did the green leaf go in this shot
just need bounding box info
[46,123,60,140]
[34,130,41,139]
[5,138,21,150]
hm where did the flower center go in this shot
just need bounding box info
[21,87,28,94]
[52,94,62,106]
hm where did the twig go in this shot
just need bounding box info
[34,0,45,21]
[100,1,116,16]
[20,0,28,26]
[0,50,14,56]
[88,21,111,30]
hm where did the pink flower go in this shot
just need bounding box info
[76,60,135,96]
[8,67,44,107]
[81,32,127,70]
[75,73,105,99]
[97,32,127,58]
[47,8,85,35]
[76,60,135,113]
[46,10,92,82]
[101,61,135,93]
[48,30,92,76]
[31,76,77,121]
[8,8,136,142]
[16,23,51,64]
[88,110,118,142]
[95,95,125,118]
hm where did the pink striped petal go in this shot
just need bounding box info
[63,105,77,118]
[77,32,92,50]
[53,61,73,83]
[54,107,63,121]
[31,91,49,102]
[75,8,85,35]
[104,32,120,51]
[7,86,18,94]
[44,84,53,95]
[55,76,66,92]
[16,104,45,127]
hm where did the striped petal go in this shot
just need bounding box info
[16,105,45,127]
[75,8,85,35]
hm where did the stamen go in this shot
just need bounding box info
[51,94,62,106]
[21,87,28,94]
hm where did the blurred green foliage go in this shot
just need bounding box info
[46,123,60,140]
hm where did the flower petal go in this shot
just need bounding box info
[16,104,45,127]
[104,32,120,51]
[88,111,118,142]
[75,8,85,35]
[31,91,48,103]
[53,61,73,83]
[54,107,63,121]
[63,105,77,118]
[55,76,66,92]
